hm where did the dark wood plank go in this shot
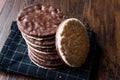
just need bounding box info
[0,71,39,80]
[84,0,120,79]
[0,0,14,30]
[0,0,7,13]
[0,0,85,80]
[0,0,21,51]
[61,0,85,20]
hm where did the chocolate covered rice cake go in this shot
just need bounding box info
[28,50,63,69]
[29,47,60,61]
[22,33,55,46]
[17,3,65,38]
[17,3,66,69]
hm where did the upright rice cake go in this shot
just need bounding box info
[56,18,89,67]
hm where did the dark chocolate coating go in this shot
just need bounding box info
[28,50,63,68]
[17,3,65,38]
[23,33,55,46]
[29,47,60,61]
[28,43,56,52]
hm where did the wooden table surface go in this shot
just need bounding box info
[0,0,120,80]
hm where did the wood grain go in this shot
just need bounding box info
[84,0,120,80]
[0,0,6,13]
[0,0,85,80]
[0,71,39,80]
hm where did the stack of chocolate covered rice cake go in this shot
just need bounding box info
[17,3,65,69]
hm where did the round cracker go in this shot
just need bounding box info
[17,3,65,38]
[22,34,55,49]
[56,18,89,67]
[29,47,60,61]
[22,32,55,41]
[28,50,63,69]
[22,33,55,47]
[28,45,56,55]
[28,43,56,52]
